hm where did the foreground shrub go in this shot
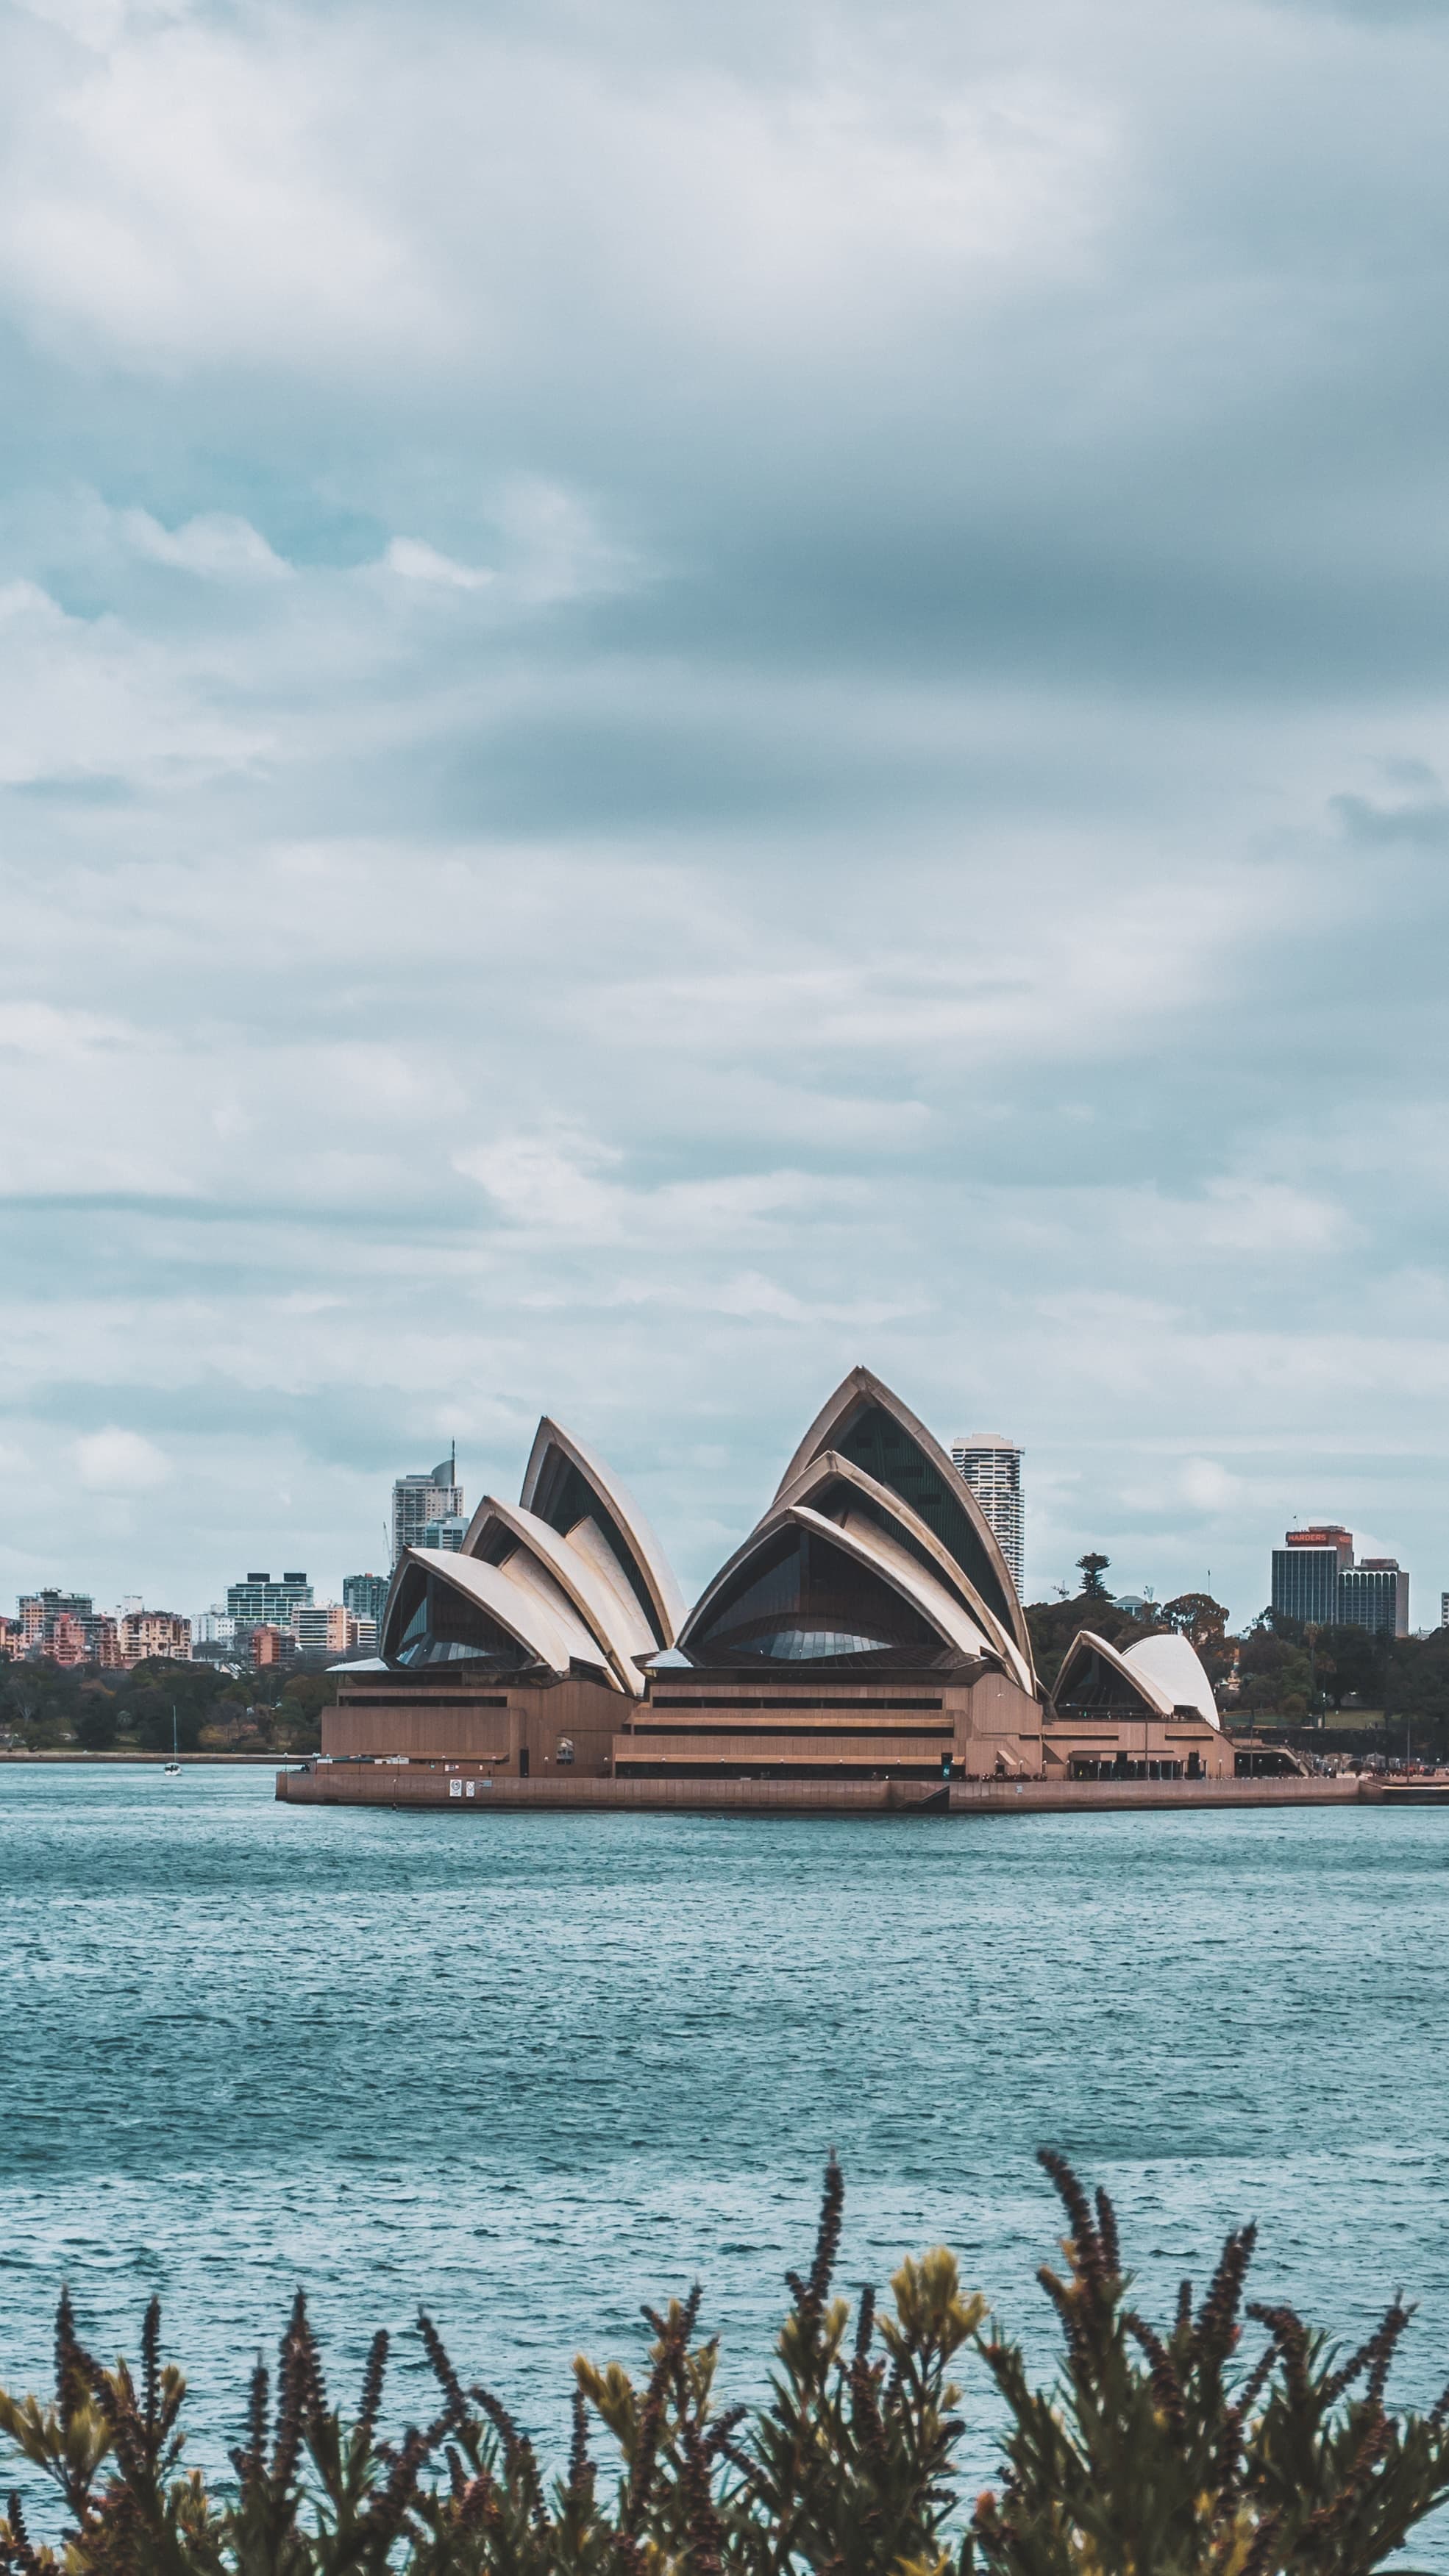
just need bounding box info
[1,2152,1447,2575]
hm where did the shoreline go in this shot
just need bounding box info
[274,1768,1389,1816]
[0,1749,300,1765]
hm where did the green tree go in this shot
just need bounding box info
[1076,1551,1111,1600]
[134,1698,203,1753]
[1317,1623,1388,1710]
[74,1695,119,1751]
[1236,1618,1312,1716]
[1160,1593,1233,1693]
[1024,1593,1146,1691]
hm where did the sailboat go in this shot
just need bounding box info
[164,1704,181,1777]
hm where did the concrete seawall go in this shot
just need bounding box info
[276,1766,1373,1818]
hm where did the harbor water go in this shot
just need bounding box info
[2,1764,1448,2550]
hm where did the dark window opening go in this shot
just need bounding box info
[616,1760,947,1782]
[1053,1645,1156,1718]
[833,1403,1016,1629]
[385,1565,531,1671]
[529,1453,663,1645]
[631,1721,953,1740]
[686,1524,950,1671]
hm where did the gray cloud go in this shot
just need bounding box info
[1,0,1448,1622]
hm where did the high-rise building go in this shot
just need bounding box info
[1270,1528,1408,1637]
[1441,1591,1449,1631]
[19,1589,93,1645]
[1271,1527,1353,1626]
[17,1590,123,1665]
[1339,1562,1409,1638]
[226,1570,313,1627]
[343,1573,389,1627]
[251,1624,294,1668]
[950,1437,1025,1598]
[392,1453,462,1565]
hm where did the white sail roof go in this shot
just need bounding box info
[769,1364,1033,1669]
[519,1417,685,1648]
[1122,1629,1221,1729]
[460,1496,651,1696]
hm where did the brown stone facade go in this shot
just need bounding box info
[323,1659,1044,1782]
[1042,1711,1234,1782]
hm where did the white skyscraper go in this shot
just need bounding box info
[391,1448,463,1566]
[951,1435,1025,1599]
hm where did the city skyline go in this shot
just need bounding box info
[4,1425,1435,1637]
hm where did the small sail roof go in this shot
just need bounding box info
[519,1417,685,1649]
[1122,1629,1220,1729]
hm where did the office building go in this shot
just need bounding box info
[194,1609,236,1646]
[1442,1592,1449,1630]
[392,1454,462,1565]
[227,1571,313,1627]
[251,1625,295,1668]
[1271,1528,1353,1626]
[951,1437,1024,1597]
[1338,1562,1409,1639]
[343,1573,389,1627]
[1270,1527,1408,1637]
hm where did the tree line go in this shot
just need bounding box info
[0,1657,338,1756]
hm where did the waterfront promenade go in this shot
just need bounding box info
[276,1763,1381,1815]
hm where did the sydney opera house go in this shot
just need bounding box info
[313,1367,1238,1797]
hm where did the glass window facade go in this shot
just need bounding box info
[1053,1644,1156,1716]
[227,1571,313,1626]
[1270,1547,1341,1626]
[529,1453,664,1645]
[343,1573,390,1626]
[686,1525,946,1668]
[1336,1566,1408,1637]
[950,1439,1025,1599]
[386,1565,532,1670]
[833,1403,1016,1631]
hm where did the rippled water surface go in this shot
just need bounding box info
[3,1765,1448,2546]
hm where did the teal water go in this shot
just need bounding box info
[3,1766,1448,2547]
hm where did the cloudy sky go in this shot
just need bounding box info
[2,0,1447,1626]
